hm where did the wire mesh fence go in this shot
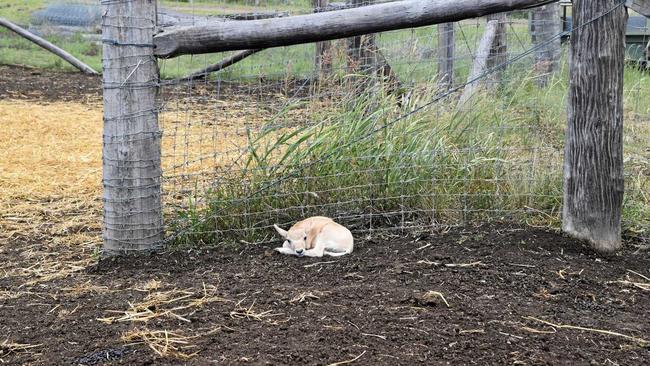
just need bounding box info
[151,1,648,247]
[0,1,647,248]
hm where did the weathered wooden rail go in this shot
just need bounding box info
[153,0,559,58]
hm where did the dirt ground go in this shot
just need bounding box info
[1,66,650,365]
[2,224,650,365]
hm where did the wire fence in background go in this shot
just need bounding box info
[0,1,647,247]
[155,1,648,246]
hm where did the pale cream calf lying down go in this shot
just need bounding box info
[273,216,353,257]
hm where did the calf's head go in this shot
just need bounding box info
[273,223,311,256]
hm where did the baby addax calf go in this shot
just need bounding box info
[273,216,353,257]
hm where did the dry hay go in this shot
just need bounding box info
[0,339,42,359]
[97,283,228,324]
[0,94,309,287]
[229,298,284,322]
[607,269,650,291]
[0,92,315,240]
[121,328,199,360]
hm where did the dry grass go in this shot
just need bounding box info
[121,328,199,360]
[0,94,303,286]
[229,298,283,322]
[0,100,102,201]
[0,339,42,359]
[98,283,228,324]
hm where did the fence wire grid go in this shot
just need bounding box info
[2,1,646,248]
[143,1,649,247]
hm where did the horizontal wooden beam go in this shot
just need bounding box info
[154,0,557,58]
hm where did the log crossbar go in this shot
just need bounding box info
[153,0,558,58]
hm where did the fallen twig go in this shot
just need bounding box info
[445,261,484,268]
[327,350,367,366]
[362,332,387,340]
[523,317,648,345]
[304,261,337,268]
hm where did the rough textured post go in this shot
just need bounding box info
[102,0,164,254]
[457,20,498,110]
[437,22,455,90]
[486,12,507,87]
[313,0,333,76]
[346,0,376,74]
[563,0,626,253]
[530,3,561,87]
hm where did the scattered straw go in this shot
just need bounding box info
[303,261,337,268]
[444,261,484,268]
[361,332,387,340]
[607,270,650,291]
[230,299,282,321]
[628,269,650,282]
[122,329,199,360]
[0,339,42,356]
[62,280,112,296]
[523,317,648,345]
[327,350,367,366]
[289,291,326,304]
[16,258,92,287]
[459,329,486,334]
[98,284,228,324]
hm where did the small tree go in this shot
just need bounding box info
[563,0,627,253]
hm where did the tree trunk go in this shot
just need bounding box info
[563,0,626,253]
[102,1,164,254]
[437,22,455,90]
[530,3,561,87]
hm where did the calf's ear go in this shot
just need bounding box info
[273,224,288,238]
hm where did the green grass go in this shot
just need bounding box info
[169,60,649,246]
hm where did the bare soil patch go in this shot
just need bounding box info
[0,65,101,102]
[2,224,649,365]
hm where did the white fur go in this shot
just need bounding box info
[273,216,353,257]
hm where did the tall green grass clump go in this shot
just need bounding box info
[170,75,568,246]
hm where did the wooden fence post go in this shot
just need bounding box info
[530,3,561,87]
[102,0,164,254]
[346,0,376,74]
[313,0,333,76]
[486,12,507,87]
[457,20,498,110]
[437,22,455,90]
[563,0,626,253]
